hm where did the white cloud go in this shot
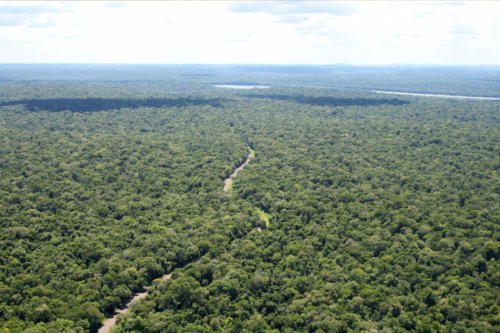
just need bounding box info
[0,2,68,14]
[0,2,68,27]
[228,1,355,16]
[275,15,310,25]
[0,1,498,65]
[450,24,477,36]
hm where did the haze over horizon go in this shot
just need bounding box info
[1,1,499,65]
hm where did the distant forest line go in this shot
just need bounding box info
[1,64,500,97]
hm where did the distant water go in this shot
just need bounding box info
[372,90,500,101]
[214,84,271,90]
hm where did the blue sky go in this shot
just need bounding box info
[0,1,499,65]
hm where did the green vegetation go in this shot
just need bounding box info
[225,179,234,193]
[255,208,270,229]
[0,66,499,333]
[248,147,255,159]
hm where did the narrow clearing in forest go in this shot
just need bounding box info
[99,147,258,332]
[98,274,171,333]
[223,147,255,193]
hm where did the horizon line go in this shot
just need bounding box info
[1,63,500,67]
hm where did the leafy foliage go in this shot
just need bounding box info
[0,68,498,332]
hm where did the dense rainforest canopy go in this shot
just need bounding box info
[0,65,498,333]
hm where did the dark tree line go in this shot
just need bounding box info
[244,93,408,107]
[0,97,223,113]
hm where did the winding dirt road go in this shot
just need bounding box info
[98,148,256,332]
[98,274,172,333]
[224,148,254,193]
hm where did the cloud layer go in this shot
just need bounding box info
[0,1,498,65]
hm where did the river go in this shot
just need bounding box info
[372,90,500,101]
[214,84,270,90]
